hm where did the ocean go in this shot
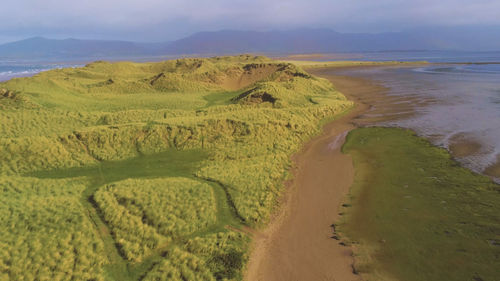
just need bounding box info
[0,55,186,82]
[0,61,81,81]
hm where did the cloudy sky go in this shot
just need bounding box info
[1,0,499,43]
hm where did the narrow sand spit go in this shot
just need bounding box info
[245,70,386,281]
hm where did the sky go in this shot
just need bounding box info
[1,0,500,44]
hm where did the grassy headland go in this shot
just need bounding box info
[0,55,351,280]
[341,127,500,281]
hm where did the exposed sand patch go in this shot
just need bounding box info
[245,70,388,281]
[447,132,484,158]
[220,64,280,90]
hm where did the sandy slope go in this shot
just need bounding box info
[245,71,384,281]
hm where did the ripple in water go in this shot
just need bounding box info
[338,64,500,182]
[0,62,81,81]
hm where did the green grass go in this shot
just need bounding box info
[341,127,500,281]
[95,178,217,261]
[202,90,242,108]
[29,149,207,181]
[26,148,245,280]
[0,176,108,281]
[0,55,351,280]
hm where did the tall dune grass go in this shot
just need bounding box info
[0,55,351,280]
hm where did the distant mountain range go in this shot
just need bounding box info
[0,37,167,59]
[1,27,500,60]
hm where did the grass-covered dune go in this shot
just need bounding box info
[341,127,500,281]
[0,55,351,280]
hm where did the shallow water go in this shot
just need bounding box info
[0,61,82,81]
[334,63,500,182]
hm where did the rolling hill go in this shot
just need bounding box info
[0,37,166,59]
[0,55,351,279]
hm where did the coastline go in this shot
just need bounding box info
[244,63,500,281]
[245,70,381,281]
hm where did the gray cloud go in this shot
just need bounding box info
[1,0,500,43]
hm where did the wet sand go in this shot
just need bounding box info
[448,132,483,158]
[485,157,500,178]
[245,70,390,281]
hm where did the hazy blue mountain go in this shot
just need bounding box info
[163,27,500,54]
[1,27,499,60]
[162,29,415,54]
[399,26,500,51]
[0,37,168,60]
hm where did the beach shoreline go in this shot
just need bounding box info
[245,62,500,281]
[245,69,386,281]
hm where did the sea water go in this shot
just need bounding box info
[0,55,186,82]
[0,61,81,81]
[337,61,500,182]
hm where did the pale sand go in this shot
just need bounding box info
[245,70,385,281]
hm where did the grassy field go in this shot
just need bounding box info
[0,55,351,280]
[341,127,500,281]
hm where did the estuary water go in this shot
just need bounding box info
[336,62,500,182]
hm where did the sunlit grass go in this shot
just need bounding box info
[0,54,351,280]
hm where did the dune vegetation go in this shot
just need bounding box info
[0,55,351,280]
[340,127,500,281]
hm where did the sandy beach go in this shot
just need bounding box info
[245,69,389,281]
[246,63,500,281]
